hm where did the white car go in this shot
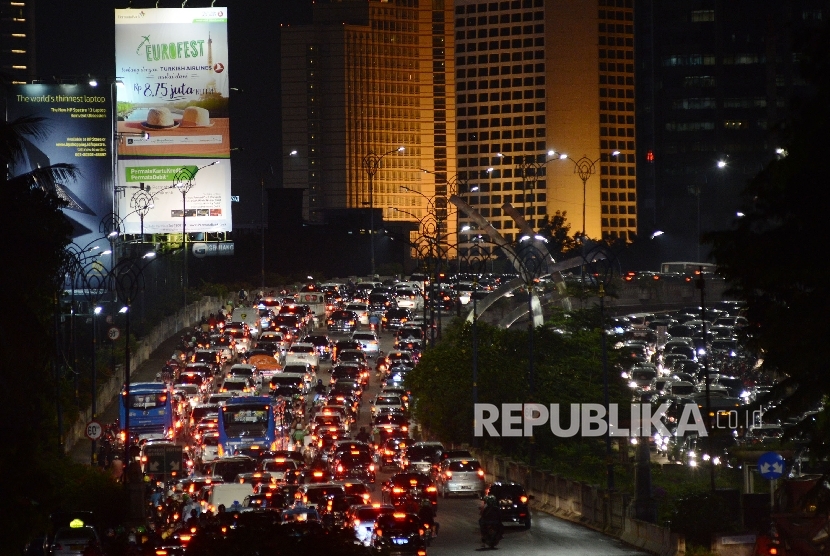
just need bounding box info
[351,330,380,357]
[394,288,423,310]
[344,302,370,325]
[284,342,320,370]
[226,326,252,353]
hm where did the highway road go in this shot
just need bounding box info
[332,324,648,556]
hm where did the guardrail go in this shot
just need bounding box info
[468,448,685,556]
[64,296,220,454]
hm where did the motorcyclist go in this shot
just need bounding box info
[418,497,438,540]
[355,427,371,443]
[479,495,503,547]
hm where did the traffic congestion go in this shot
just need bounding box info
[63,279,531,556]
[49,268,797,556]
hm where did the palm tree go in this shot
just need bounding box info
[1,114,81,190]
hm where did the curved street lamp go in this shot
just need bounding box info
[362,147,404,277]
[174,160,220,310]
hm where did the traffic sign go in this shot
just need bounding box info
[85,421,103,441]
[758,451,785,480]
[143,444,184,478]
[107,326,120,341]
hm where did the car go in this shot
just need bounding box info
[285,343,320,371]
[346,503,396,547]
[402,442,444,475]
[219,377,257,396]
[302,334,334,360]
[259,457,302,481]
[371,512,428,556]
[225,363,260,385]
[330,449,376,483]
[394,289,422,311]
[435,457,485,498]
[51,526,101,556]
[382,471,438,514]
[351,330,380,357]
[485,481,533,529]
[372,394,405,417]
[382,308,412,331]
[368,292,397,316]
[297,483,347,510]
[344,302,371,325]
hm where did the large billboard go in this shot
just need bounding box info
[115,7,232,233]
[6,84,116,260]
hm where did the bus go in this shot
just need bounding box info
[217,396,278,456]
[120,382,174,440]
[660,261,717,274]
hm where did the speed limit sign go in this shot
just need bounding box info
[85,421,103,441]
[107,326,120,341]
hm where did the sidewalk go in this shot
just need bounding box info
[69,330,190,466]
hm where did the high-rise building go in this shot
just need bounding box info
[635,1,827,261]
[455,0,636,247]
[281,0,457,260]
[0,0,36,84]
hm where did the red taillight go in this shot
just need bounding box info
[445,471,452,479]
[769,549,777,555]
[392,487,404,494]
[520,495,528,503]
[337,464,344,473]
[477,469,485,478]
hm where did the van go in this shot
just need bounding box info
[204,483,254,514]
[231,308,261,338]
[296,292,327,328]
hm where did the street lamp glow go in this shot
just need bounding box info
[100,250,112,256]
[612,150,621,156]
[650,230,664,239]
[558,153,568,160]
[775,148,787,157]
[519,235,531,242]
[486,167,494,173]
[143,251,156,259]
[119,306,128,314]
[534,234,548,242]
[496,152,504,157]
[107,231,119,239]
[94,306,103,315]
[88,78,97,87]
[461,225,471,232]
[470,185,479,192]
[289,150,298,156]
[547,150,556,157]
[717,160,727,168]
[736,212,745,217]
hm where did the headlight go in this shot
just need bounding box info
[628,381,638,389]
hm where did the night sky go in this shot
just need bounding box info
[35,0,314,226]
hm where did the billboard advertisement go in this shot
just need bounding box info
[115,7,232,233]
[6,84,115,266]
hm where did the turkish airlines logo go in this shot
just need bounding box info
[214,63,225,73]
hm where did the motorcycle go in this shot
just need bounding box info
[481,523,502,549]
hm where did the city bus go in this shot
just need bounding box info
[119,382,174,440]
[217,396,278,456]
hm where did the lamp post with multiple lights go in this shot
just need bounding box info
[362,147,404,277]
[174,161,219,310]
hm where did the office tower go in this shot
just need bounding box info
[455,0,636,248]
[281,0,457,257]
[0,0,36,84]
[636,1,826,261]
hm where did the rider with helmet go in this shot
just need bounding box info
[479,495,503,547]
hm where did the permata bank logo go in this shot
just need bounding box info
[200,9,224,18]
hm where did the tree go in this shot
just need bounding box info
[536,210,581,261]
[1,115,82,550]
[704,24,830,450]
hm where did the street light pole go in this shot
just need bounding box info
[362,147,404,278]
[174,161,219,312]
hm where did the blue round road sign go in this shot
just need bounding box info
[757,451,785,480]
